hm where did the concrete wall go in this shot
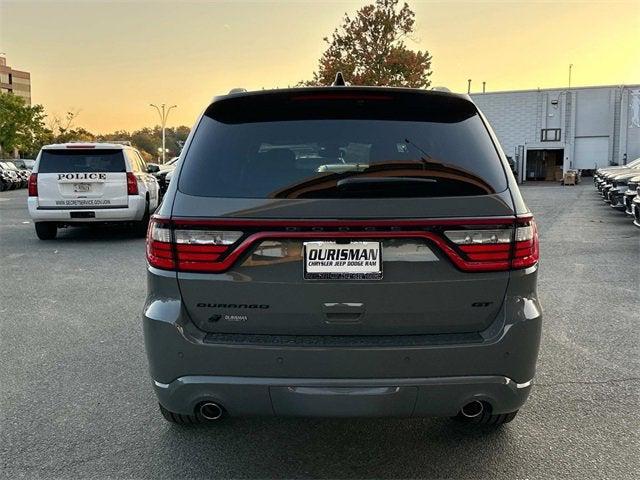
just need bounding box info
[471,84,640,179]
[471,90,539,160]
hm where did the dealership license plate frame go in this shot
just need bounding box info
[303,241,383,280]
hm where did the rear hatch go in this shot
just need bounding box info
[162,89,524,337]
[36,148,128,209]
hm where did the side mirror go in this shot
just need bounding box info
[146,163,160,173]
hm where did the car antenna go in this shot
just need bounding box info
[332,72,346,86]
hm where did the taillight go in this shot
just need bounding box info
[146,217,243,272]
[28,173,38,196]
[443,216,539,271]
[444,228,512,271]
[146,216,539,273]
[511,218,539,269]
[127,172,138,195]
[146,221,174,270]
[174,229,242,271]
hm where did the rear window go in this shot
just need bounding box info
[38,149,126,173]
[179,90,507,198]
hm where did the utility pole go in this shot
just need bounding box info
[467,79,472,94]
[568,64,573,89]
[149,103,177,163]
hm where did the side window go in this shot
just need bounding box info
[127,150,140,172]
[135,151,147,171]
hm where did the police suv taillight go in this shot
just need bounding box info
[28,173,38,197]
[126,172,139,195]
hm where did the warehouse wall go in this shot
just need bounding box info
[471,84,640,179]
[471,91,539,159]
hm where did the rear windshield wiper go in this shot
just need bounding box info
[403,138,441,167]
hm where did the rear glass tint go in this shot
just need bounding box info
[38,149,126,173]
[179,91,507,198]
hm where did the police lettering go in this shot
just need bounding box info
[57,173,107,180]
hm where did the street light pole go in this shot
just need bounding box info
[149,103,177,164]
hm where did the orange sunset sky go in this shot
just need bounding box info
[1,0,639,133]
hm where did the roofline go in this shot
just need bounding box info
[42,142,130,149]
[210,85,473,105]
[469,83,640,96]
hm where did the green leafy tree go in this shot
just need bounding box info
[306,0,432,88]
[0,92,49,158]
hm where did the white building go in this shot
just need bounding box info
[471,84,640,182]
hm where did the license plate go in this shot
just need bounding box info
[73,183,91,192]
[303,241,382,280]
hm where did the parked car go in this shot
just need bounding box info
[12,159,36,170]
[0,169,13,191]
[601,164,640,207]
[594,158,640,190]
[143,85,541,427]
[0,162,22,189]
[5,161,30,187]
[147,156,179,196]
[27,143,160,239]
[623,175,640,216]
[633,188,640,228]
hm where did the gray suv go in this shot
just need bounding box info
[143,86,541,427]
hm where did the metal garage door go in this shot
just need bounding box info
[574,137,609,169]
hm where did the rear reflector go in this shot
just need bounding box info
[146,216,539,274]
[28,173,38,197]
[126,172,138,195]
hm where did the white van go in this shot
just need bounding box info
[28,143,160,239]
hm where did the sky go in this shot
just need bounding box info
[1,0,639,133]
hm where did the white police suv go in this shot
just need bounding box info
[28,143,160,239]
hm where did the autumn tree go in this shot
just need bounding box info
[306,0,432,88]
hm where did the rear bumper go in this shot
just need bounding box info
[28,196,145,222]
[152,374,532,417]
[143,266,542,417]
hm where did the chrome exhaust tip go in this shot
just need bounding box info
[460,400,484,418]
[199,402,224,421]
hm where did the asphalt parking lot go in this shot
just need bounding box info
[1,183,638,479]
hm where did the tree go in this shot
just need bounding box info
[48,109,85,144]
[0,92,49,158]
[306,0,432,88]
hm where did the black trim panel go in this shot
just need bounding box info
[204,331,483,348]
[37,205,128,210]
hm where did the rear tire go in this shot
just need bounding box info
[454,404,518,426]
[159,404,202,425]
[35,222,57,240]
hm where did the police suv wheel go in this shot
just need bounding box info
[35,222,57,240]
